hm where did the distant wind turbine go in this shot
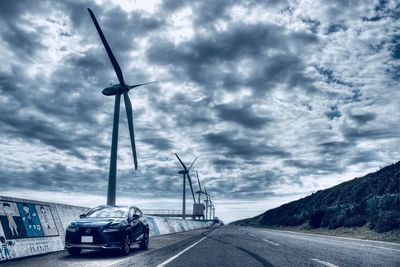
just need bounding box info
[195,171,209,220]
[195,171,203,203]
[175,153,197,219]
[203,187,215,220]
[87,8,156,206]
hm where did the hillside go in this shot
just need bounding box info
[231,161,400,233]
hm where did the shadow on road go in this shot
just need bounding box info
[204,229,274,267]
[61,247,144,260]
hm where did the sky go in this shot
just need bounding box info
[0,0,399,223]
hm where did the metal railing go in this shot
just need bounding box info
[142,209,193,217]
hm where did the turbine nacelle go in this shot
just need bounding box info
[102,84,127,96]
[102,82,157,96]
[178,170,187,174]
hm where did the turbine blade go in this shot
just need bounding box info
[188,157,197,171]
[128,81,158,89]
[175,153,187,170]
[196,171,201,191]
[87,8,125,86]
[186,172,197,203]
[123,92,138,170]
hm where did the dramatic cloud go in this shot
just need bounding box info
[0,0,399,222]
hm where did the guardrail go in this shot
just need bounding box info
[142,209,193,217]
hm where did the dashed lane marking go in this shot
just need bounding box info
[311,258,339,267]
[263,239,280,246]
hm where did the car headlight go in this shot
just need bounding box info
[66,224,78,232]
[102,222,123,232]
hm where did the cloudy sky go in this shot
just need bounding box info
[0,0,399,223]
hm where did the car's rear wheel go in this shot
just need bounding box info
[120,233,131,256]
[68,247,81,256]
[140,230,149,250]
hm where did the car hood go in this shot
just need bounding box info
[74,218,124,228]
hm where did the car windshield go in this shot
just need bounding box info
[85,206,129,218]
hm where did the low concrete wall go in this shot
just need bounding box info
[0,195,212,262]
[145,216,213,236]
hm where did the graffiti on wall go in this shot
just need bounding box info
[35,205,58,236]
[0,200,61,261]
[0,201,58,239]
[17,203,44,237]
[0,215,16,260]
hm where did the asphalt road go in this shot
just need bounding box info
[2,226,399,267]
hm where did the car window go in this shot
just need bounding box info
[129,208,135,218]
[136,208,143,217]
[86,206,129,218]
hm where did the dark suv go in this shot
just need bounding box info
[65,205,149,256]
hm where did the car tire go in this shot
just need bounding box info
[68,247,81,256]
[120,233,131,256]
[139,230,149,250]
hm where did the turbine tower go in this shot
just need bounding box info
[209,196,215,220]
[203,187,215,220]
[175,153,197,219]
[196,171,202,203]
[204,187,209,220]
[195,172,207,220]
[87,8,156,206]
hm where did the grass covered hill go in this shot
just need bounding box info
[232,161,400,233]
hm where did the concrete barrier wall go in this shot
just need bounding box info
[145,216,213,236]
[0,195,89,261]
[0,195,212,262]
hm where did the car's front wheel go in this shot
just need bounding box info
[140,230,149,250]
[120,233,131,256]
[68,247,81,256]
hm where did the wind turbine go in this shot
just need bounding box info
[195,171,203,203]
[209,196,215,220]
[87,8,156,206]
[175,153,197,219]
[203,187,215,220]
[195,172,207,220]
[203,187,209,220]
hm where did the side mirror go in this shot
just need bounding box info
[79,214,86,219]
[130,214,140,220]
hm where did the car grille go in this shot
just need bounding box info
[71,227,106,244]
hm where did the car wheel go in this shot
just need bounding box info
[139,231,149,250]
[68,247,81,256]
[120,233,131,256]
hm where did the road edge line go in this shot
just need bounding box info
[156,236,207,267]
[106,227,217,267]
[258,228,400,246]
[156,229,217,267]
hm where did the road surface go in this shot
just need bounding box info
[2,226,399,266]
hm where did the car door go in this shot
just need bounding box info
[129,208,142,242]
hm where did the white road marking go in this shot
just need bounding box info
[339,241,400,252]
[268,229,400,246]
[311,258,339,267]
[263,239,280,246]
[156,236,208,267]
[265,229,400,252]
[106,229,218,267]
